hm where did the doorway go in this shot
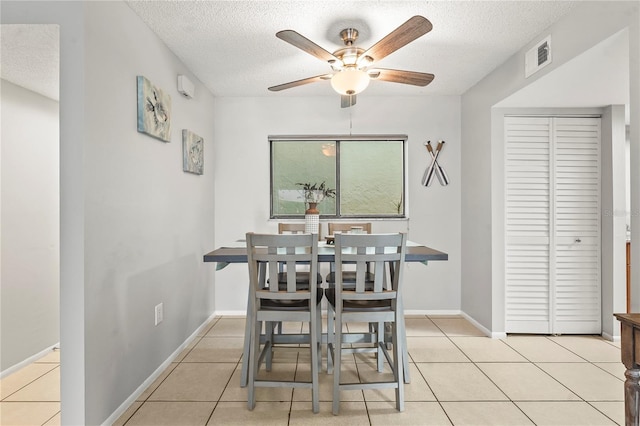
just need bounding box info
[504,115,602,334]
[0,23,61,421]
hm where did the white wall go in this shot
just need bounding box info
[461,1,639,333]
[3,2,217,424]
[601,105,628,339]
[213,95,461,314]
[1,79,60,372]
[629,9,640,313]
[627,126,632,234]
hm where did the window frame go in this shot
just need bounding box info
[269,134,408,219]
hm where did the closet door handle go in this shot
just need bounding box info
[575,238,582,243]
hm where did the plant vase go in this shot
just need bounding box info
[304,202,319,234]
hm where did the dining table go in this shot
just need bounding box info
[203,239,448,387]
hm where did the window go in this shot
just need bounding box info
[270,135,406,218]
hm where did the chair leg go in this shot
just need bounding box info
[316,307,323,371]
[326,304,335,374]
[392,318,405,412]
[398,304,411,383]
[376,321,384,372]
[241,293,254,388]
[247,316,262,410]
[332,310,342,415]
[265,321,274,371]
[310,316,320,413]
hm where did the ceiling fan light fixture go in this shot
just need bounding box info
[357,55,374,68]
[329,59,343,71]
[330,68,370,95]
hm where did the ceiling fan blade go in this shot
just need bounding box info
[360,16,433,63]
[276,30,341,63]
[268,74,333,92]
[341,94,356,108]
[369,68,434,86]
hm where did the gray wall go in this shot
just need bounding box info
[461,1,640,333]
[2,2,217,424]
[1,80,60,372]
[84,3,216,423]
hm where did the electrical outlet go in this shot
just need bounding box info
[155,303,163,326]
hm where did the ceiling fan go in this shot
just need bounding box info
[268,16,435,108]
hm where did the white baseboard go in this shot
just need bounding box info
[601,331,621,342]
[102,312,218,426]
[213,310,248,317]
[404,309,461,316]
[460,312,506,339]
[0,343,60,379]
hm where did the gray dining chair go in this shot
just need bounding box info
[325,222,373,285]
[277,223,323,286]
[245,232,321,413]
[325,222,380,373]
[325,232,407,415]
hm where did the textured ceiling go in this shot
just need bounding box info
[1,24,59,100]
[0,2,582,102]
[126,1,580,98]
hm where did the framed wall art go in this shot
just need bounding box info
[137,75,172,142]
[182,129,204,175]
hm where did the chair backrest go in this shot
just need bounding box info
[278,223,306,234]
[328,222,372,235]
[334,233,407,297]
[246,232,319,302]
[279,222,321,240]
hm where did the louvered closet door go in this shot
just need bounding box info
[553,118,601,334]
[505,117,552,333]
[505,116,601,334]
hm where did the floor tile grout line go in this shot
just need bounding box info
[0,364,60,402]
[591,362,626,382]
[422,333,617,426]
[120,400,143,426]
[40,409,61,426]
[544,335,605,362]
[583,400,624,426]
[445,335,512,402]
[114,315,624,424]
[128,324,216,409]
[207,317,258,419]
[489,335,625,408]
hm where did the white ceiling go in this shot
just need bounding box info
[2,0,628,116]
[497,28,630,123]
[1,24,59,100]
[125,0,581,98]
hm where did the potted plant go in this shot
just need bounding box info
[296,181,336,214]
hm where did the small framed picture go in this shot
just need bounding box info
[182,129,204,175]
[137,76,172,142]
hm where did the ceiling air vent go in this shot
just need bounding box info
[525,35,552,78]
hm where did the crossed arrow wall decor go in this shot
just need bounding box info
[421,140,449,187]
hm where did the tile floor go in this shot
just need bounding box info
[0,316,625,425]
[1,348,60,426]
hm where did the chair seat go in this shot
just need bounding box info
[260,288,324,310]
[274,272,323,288]
[324,288,392,312]
[325,271,375,284]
